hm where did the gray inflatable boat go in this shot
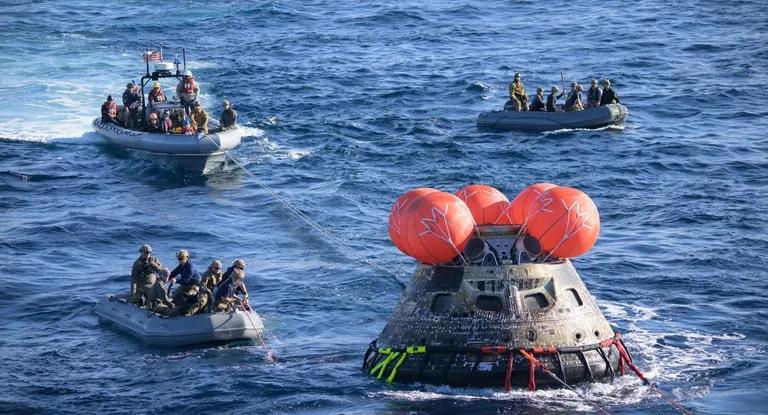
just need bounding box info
[95,294,264,346]
[93,117,241,173]
[477,103,628,132]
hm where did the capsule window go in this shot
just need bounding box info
[476,295,503,312]
[566,288,584,306]
[431,294,452,314]
[523,293,549,311]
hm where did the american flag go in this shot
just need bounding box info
[143,50,162,62]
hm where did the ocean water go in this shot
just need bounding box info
[1,1,767,414]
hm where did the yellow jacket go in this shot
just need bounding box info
[191,109,208,134]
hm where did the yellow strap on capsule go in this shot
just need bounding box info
[369,348,395,377]
[386,346,427,383]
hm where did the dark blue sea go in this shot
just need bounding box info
[1,1,767,414]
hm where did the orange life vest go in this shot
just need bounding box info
[102,101,117,117]
[182,78,197,94]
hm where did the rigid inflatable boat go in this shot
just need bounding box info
[95,294,264,347]
[92,117,241,173]
[477,104,628,132]
[93,47,246,173]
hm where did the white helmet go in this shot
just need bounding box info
[184,70,193,77]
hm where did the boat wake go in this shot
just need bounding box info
[542,124,626,135]
[0,122,105,145]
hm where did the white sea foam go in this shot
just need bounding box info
[250,136,311,162]
[542,124,626,135]
[239,126,266,139]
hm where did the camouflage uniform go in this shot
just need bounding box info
[508,80,528,111]
[147,277,174,315]
[181,267,222,316]
[130,255,164,304]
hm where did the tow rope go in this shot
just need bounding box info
[241,298,277,365]
[202,133,407,289]
[601,334,695,415]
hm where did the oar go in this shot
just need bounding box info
[560,71,567,95]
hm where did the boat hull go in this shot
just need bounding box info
[92,118,243,173]
[95,294,264,347]
[477,104,628,132]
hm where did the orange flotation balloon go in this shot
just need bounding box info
[390,191,474,264]
[389,188,439,257]
[455,184,510,225]
[526,186,600,258]
[508,182,558,226]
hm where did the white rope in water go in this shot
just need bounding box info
[203,133,407,288]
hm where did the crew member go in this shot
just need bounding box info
[220,100,237,130]
[600,79,620,105]
[169,249,201,309]
[122,82,141,129]
[547,86,564,112]
[507,72,528,111]
[181,118,195,135]
[176,70,199,115]
[146,112,162,133]
[529,87,546,111]
[147,81,166,115]
[148,81,167,104]
[222,258,246,281]
[130,244,166,305]
[190,102,208,135]
[147,271,174,315]
[565,84,584,111]
[586,79,602,108]
[161,110,173,133]
[183,260,224,316]
[101,95,121,126]
[214,268,249,312]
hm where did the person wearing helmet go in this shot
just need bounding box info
[190,101,208,135]
[220,100,237,130]
[130,244,166,305]
[547,86,564,112]
[147,271,175,315]
[565,81,580,106]
[148,81,167,104]
[213,267,249,312]
[599,79,620,106]
[529,87,546,111]
[169,249,202,312]
[586,79,602,108]
[101,95,121,126]
[146,112,161,133]
[507,72,528,111]
[221,258,246,281]
[122,81,142,129]
[183,260,224,316]
[176,70,199,115]
[565,84,584,111]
